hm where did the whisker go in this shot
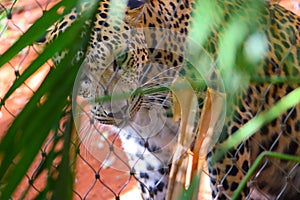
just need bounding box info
[140,66,179,85]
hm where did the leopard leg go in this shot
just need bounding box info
[120,132,172,200]
[119,114,178,200]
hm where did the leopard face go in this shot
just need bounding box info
[49,1,150,125]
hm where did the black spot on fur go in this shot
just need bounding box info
[155,181,165,192]
[140,183,147,193]
[222,179,229,190]
[140,172,149,179]
[127,0,145,9]
[158,166,169,175]
[228,165,239,176]
[284,140,299,155]
[230,182,239,191]
[100,12,107,19]
[59,21,68,30]
[147,164,154,171]
[242,160,249,173]
[295,120,300,132]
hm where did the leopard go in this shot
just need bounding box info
[45,0,300,199]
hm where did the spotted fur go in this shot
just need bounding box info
[47,0,300,199]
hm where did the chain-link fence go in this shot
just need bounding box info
[0,0,300,200]
[0,1,140,199]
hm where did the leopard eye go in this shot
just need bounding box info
[113,52,128,72]
[116,52,128,66]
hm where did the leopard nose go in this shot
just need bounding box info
[103,110,113,117]
[106,112,114,118]
[105,110,127,121]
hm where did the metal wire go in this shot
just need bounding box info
[0,1,299,200]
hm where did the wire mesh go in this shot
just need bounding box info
[0,1,137,199]
[0,0,299,200]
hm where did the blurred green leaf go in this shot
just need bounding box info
[0,0,83,68]
[218,0,267,95]
[0,0,99,199]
